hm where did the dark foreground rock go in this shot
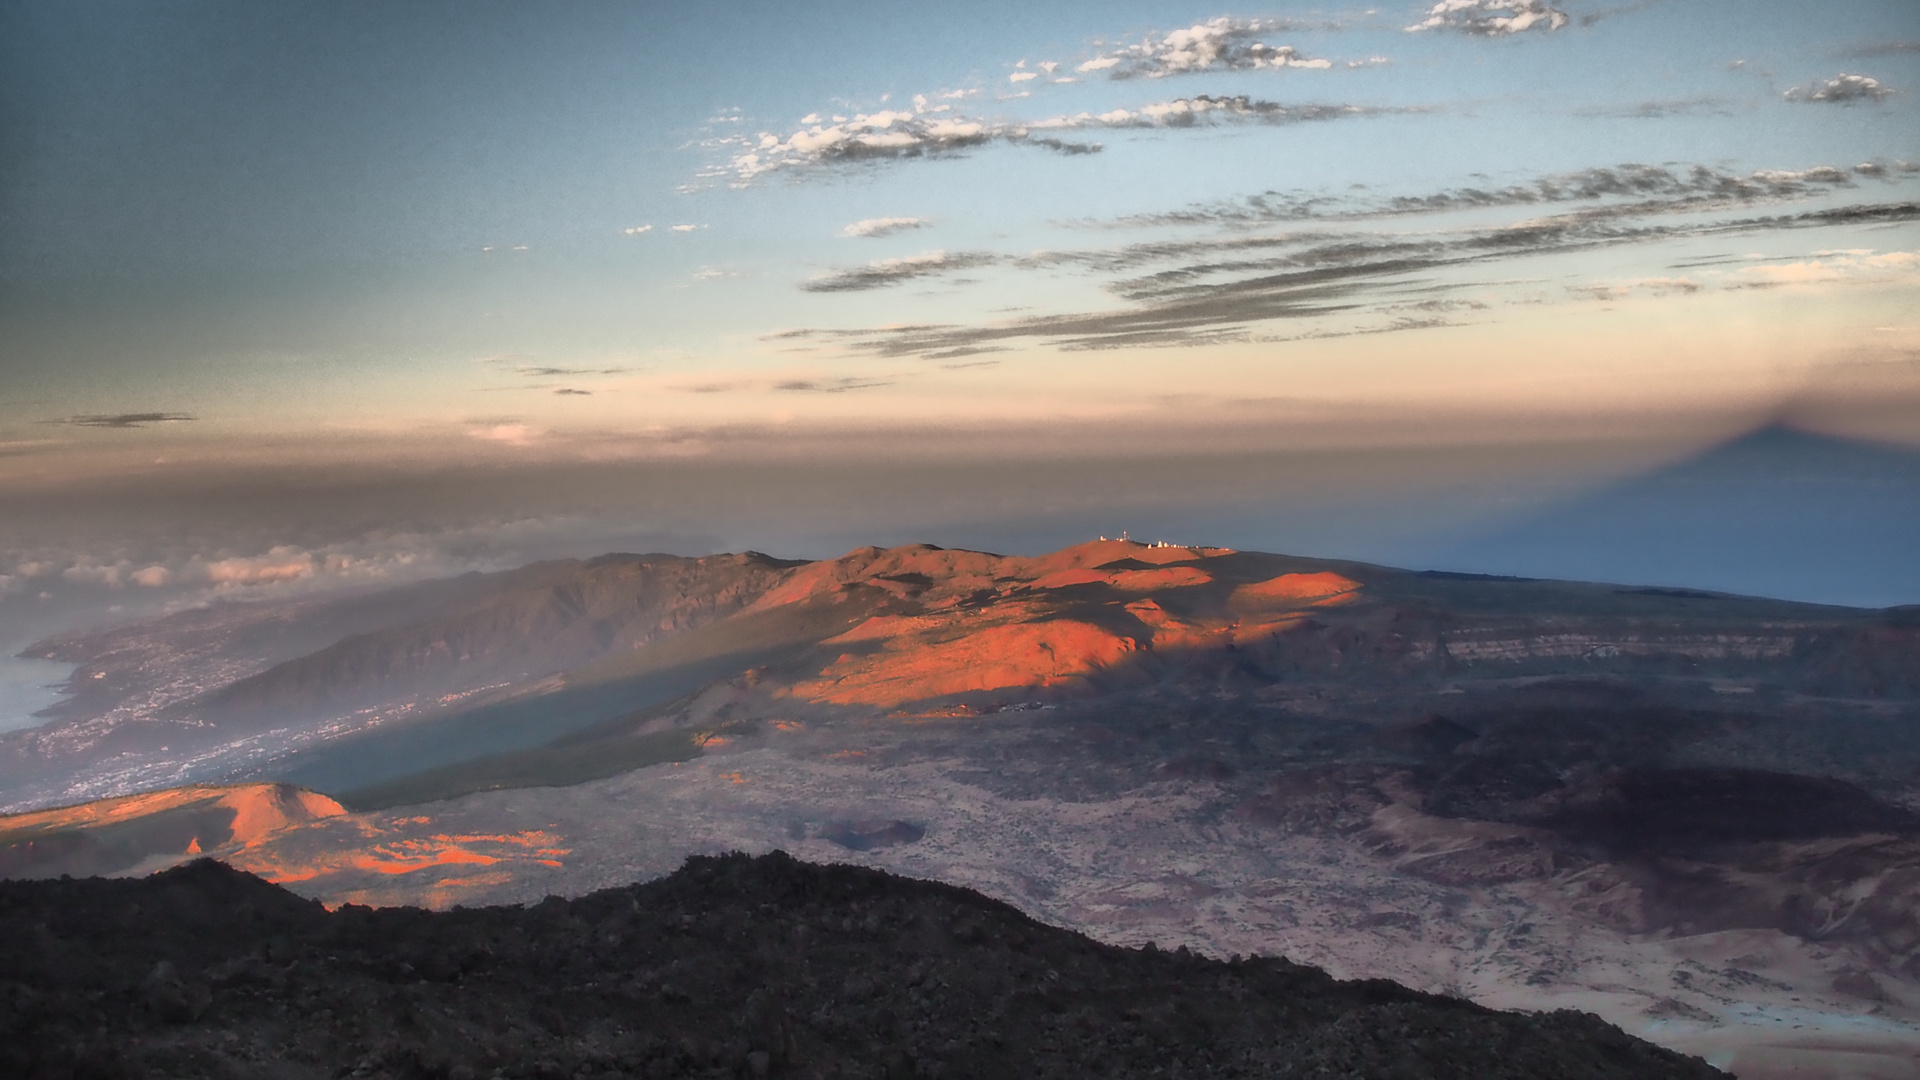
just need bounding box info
[0,852,1722,1080]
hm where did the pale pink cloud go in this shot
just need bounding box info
[201,547,316,586]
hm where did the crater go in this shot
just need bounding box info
[817,820,926,851]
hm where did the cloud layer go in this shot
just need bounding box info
[702,14,1390,188]
[780,161,1917,356]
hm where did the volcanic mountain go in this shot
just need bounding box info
[6,538,1920,1077]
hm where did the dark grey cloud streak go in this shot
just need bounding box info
[1109,163,1868,230]
[519,366,629,377]
[774,377,892,393]
[46,413,196,429]
[778,162,1919,357]
[1572,97,1735,119]
[802,251,1000,293]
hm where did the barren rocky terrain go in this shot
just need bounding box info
[1,852,1727,1080]
[6,540,1919,1078]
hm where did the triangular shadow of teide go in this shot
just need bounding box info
[1427,425,1920,608]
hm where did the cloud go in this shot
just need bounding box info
[516,366,627,377]
[801,251,1000,293]
[670,224,702,232]
[1075,18,1331,79]
[468,422,541,446]
[1845,42,1920,58]
[776,164,1919,359]
[1112,163,1861,231]
[715,109,1086,185]
[1572,97,1734,119]
[844,217,929,238]
[1785,74,1895,104]
[702,13,1389,188]
[46,413,195,429]
[61,564,125,587]
[717,95,1393,185]
[553,388,593,396]
[1032,96,1389,131]
[1569,276,1700,300]
[773,377,893,393]
[200,547,316,586]
[1406,0,1569,35]
[130,566,172,587]
[623,225,654,235]
[1732,250,1919,287]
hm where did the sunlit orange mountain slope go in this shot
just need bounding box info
[6,538,1917,814]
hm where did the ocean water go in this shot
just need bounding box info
[0,643,73,734]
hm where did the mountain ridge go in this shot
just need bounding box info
[0,851,1726,1080]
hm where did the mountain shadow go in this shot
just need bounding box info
[1431,425,1920,608]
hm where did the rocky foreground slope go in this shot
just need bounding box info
[0,852,1722,1080]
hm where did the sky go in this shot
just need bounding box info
[1,0,1918,718]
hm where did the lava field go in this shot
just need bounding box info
[1,852,1724,1080]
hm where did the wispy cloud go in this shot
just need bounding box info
[1844,41,1920,58]
[1572,97,1734,119]
[776,162,1918,358]
[715,96,1394,185]
[1031,96,1396,131]
[467,421,541,446]
[714,109,1096,185]
[1075,17,1331,78]
[773,377,893,393]
[1785,73,1895,104]
[517,366,628,377]
[1406,0,1569,35]
[701,14,1389,188]
[1107,163,1863,231]
[844,217,929,238]
[46,413,195,429]
[1731,249,1919,287]
[802,251,999,293]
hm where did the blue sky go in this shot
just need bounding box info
[0,0,1917,693]
[3,0,1915,446]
